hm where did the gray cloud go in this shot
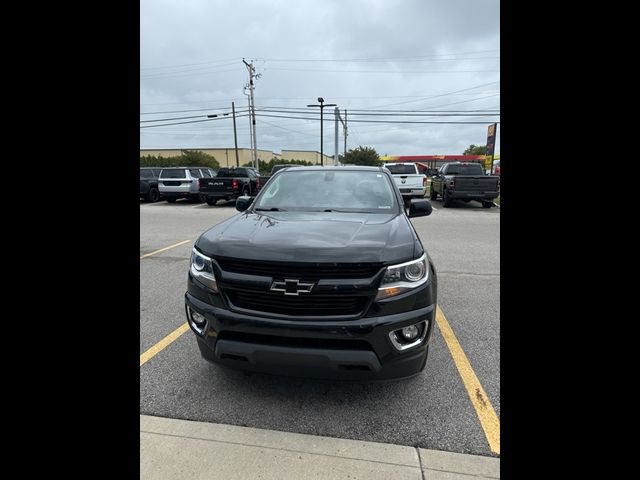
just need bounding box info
[141,0,500,156]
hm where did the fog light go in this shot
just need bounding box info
[389,321,428,351]
[401,325,419,340]
[191,310,206,325]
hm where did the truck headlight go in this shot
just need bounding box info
[376,254,429,300]
[190,248,218,292]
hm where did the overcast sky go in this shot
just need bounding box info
[140,0,500,157]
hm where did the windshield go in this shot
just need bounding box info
[445,164,484,175]
[160,168,186,179]
[254,170,398,212]
[385,164,417,174]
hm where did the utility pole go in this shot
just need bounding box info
[334,107,339,166]
[307,97,336,166]
[231,102,239,167]
[243,58,260,169]
[344,109,347,158]
[337,109,348,163]
[244,89,253,166]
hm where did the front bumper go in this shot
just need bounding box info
[184,277,436,380]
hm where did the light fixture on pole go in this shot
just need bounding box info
[307,97,336,166]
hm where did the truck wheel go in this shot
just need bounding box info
[166,197,177,203]
[206,197,217,206]
[482,200,493,208]
[442,189,452,207]
[148,187,160,203]
[430,188,437,200]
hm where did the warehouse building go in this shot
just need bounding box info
[140,148,333,167]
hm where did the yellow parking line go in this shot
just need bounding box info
[140,323,190,366]
[435,305,501,455]
[140,240,191,260]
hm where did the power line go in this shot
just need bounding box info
[254,108,499,117]
[140,57,239,70]
[141,106,247,115]
[140,61,239,76]
[368,81,500,108]
[139,88,499,108]
[265,67,499,74]
[140,110,248,124]
[418,93,501,110]
[261,49,500,62]
[140,115,249,128]
[140,66,243,80]
[258,119,320,137]
[254,113,498,125]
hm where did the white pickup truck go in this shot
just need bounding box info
[384,162,426,205]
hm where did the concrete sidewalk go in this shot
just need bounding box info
[141,415,499,479]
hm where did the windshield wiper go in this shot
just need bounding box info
[255,207,285,211]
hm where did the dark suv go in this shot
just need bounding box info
[140,167,162,202]
[185,166,437,380]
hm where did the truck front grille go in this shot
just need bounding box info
[225,289,369,317]
[216,258,383,280]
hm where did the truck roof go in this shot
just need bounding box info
[278,165,384,172]
[159,166,215,169]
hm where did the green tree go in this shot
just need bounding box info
[139,150,219,169]
[463,144,487,155]
[179,150,219,169]
[342,146,381,166]
[243,158,314,175]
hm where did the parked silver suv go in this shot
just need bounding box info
[158,167,217,203]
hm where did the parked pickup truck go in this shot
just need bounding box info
[185,165,437,380]
[384,163,427,205]
[140,167,162,202]
[256,164,302,190]
[430,162,499,208]
[199,167,262,206]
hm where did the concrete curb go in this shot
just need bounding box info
[140,415,499,479]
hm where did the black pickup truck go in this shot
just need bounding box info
[429,162,499,208]
[256,164,301,189]
[199,167,262,206]
[140,167,162,202]
[185,166,437,380]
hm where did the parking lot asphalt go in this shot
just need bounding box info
[140,197,499,456]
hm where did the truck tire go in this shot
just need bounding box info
[206,197,217,206]
[166,197,177,203]
[148,187,160,203]
[430,187,437,200]
[482,200,493,208]
[442,189,452,208]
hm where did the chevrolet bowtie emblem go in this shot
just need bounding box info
[270,279,315,296]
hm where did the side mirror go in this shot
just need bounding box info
[408,199,432,218]
[236,196,254,212]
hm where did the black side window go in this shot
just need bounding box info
[202,169,212,178]
[189,169,203,178]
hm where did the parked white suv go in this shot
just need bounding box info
[158,167,217,203]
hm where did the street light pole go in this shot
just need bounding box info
[307,97,336,166]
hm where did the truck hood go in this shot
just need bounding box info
[196,211,419,264]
